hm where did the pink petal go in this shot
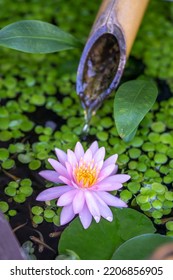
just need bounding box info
[83,148,92,162]
[95,181,123,191]
[58,175,71,186]
[65,161,73,179]
[73,190,85,214]
[114,165,118,174]
[95,174,130,191]
[93,147,105,163]
[96,160,104,171]
[98,164,116,182]
[98,191,127,207]
[103,154,118,168]
[72,181,80,189]
[48,159,70,178]
[79,203,92,229]
[93,192,113,222]
[57,189,77,206]
[109,166,118,177]
[105,174,131,183]
[67,149,78,167]
[36,185,71,201]
[74,142,84,161]
[89,141,99,155]
[60,204,75,225]
[85,191,100,222]
[39,170,62,183]
[55,148,67,165]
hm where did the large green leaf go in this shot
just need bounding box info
[58,208,155,260]
[112,233,173,260]
[0,20,80,53]
[114,80,158,140]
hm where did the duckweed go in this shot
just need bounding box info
[33,215,44,225]
[120,189,132,201]
[0,131,12,141]
[142,142,155,152]
[163,176,173,184]
[160,133,173,145]
[29,160,41,170]
[19,185,33,197]
[136,162,147,172]
[159,166,169,175]
[140,202,152,212]
[4,178,33,204]
[166,221,173,231]
[44,209,55,219]
[130,137,144,147]
[0,148,9,161]
[165,192,173,201]
[152,200,162,210]
[118,154,129,165]
[151,210,163,219]
[154,153,168,164]
[127,182,141,194]
[0,0,173,245]
[151,122,166,133]
[100,117,113,128]
[53,215,60,226]
[96,131,109,141]
[13,194,26,203]
[148,132,160,144]
[169,160,173,168]
[31,206,44,216]
[1,159,15,169]
[128,148,141,159]
[8,210,17,217]
[151,183,166,194]
[0,201,9,213]
[5,187,16,197]
[128,161,137,170]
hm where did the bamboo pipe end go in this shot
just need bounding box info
[76,25,126,113]
[76,0,150,117]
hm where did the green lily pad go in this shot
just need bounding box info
[112,233,173,260]
[58,208,155,260]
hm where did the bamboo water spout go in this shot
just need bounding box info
[76,0,150,126]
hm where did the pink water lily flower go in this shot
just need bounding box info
[36,141,130,229]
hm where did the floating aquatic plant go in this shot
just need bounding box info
[36,141,130,229]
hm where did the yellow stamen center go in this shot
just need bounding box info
[74,159,98,188]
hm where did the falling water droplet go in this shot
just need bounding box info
[82,109,92,134]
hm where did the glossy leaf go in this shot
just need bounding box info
[58,208,155,260]
[114,80,158,139]
[112,233,173,260]
[0,20,80,53]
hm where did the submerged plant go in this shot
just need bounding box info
[36,141,130,229]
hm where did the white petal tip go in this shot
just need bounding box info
[126,175,131,181]
[83,224,89,230]
[94,216,100,223]
[120,203,128,208]
[106,216,113,222]
[35,194,45,201]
